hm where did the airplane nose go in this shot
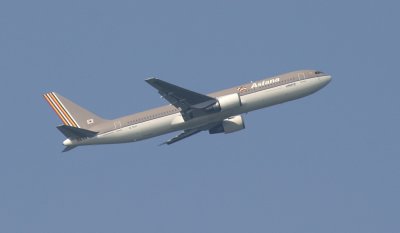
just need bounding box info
[327,75,332,82]
[322,75,332,86]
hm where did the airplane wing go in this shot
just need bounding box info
[145,78,217,119]
[161,129,202,145]
[161,122,222,145]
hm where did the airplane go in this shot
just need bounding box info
[43,70,331,152]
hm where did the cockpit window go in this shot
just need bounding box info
[315,71,323,75]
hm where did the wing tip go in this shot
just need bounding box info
[62,146,77,152]
[145,77,157,83]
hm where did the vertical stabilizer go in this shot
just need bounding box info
[43,92,107,130]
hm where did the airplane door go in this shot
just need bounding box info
[298,72,305,80]
[114,121,122,129]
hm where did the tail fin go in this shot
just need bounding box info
[43,92,107,130]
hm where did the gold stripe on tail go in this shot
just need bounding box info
[51,92,80,128]
[43,94,70,126]
[48,92,79,127]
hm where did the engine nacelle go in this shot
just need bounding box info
[209,115,245,134]
[207,93,242,112]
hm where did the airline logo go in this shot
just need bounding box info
[43,92,80,128]
[251,78,280,89]
[237,86,247,92]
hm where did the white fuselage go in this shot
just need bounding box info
[63,75,331,146]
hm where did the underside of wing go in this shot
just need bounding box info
[161,122,222,145]
[62,145,77,152]
[161,129,202,145]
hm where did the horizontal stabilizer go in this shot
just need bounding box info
[57,125,98,139]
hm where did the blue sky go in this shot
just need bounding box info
[1,0,399,232]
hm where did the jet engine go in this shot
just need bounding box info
[206,93,242,112]
[209,115,245,134]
